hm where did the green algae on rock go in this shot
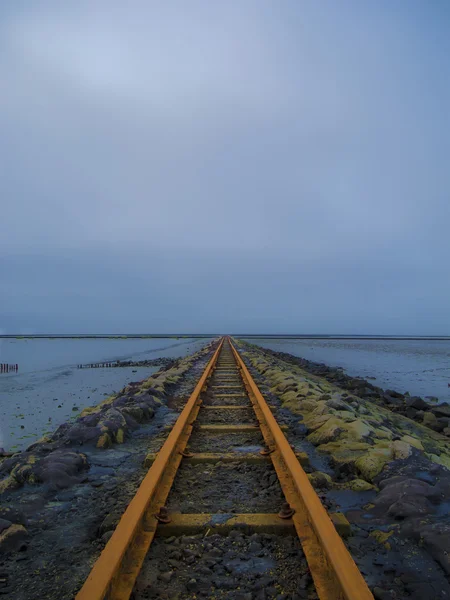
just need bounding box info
[241,342,450,483]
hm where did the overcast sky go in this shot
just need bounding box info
[1,1,449,334]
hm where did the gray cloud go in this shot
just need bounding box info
[1,1,449,334]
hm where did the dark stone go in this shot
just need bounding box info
[383,394,404,407]
[67,424,102,444]
[405,407,418,420]
[0,524,28,553]
[374,477,441,519]
[406,397,429,411]
[0,507,27,526]
[373,587,394,600]
[0,519,12,534]
[385,389,404,399]
[432,403,450,418]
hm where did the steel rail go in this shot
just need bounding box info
[76,339,223,600]
[230,339,374,600]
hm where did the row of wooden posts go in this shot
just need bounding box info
[1,364,18,373]
[77,362,118,369]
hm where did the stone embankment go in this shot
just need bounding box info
[236,340,450,598]
[255,344,450,438]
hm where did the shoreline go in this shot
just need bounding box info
[241,340,450,438]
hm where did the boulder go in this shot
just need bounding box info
[406,397,429,411]
[385,389,404,399]
[0,524,28,553]
[67,424,103,444]
[432,403,450,418]
[405,407,418,420]
[307,471,332,489]
[373,477,442,519]
[354,442,394,481]
[410,522,450,576]
[1,449,89,490]
[422,412,441,431]
[0,518,12,534]
[383,394,404,407]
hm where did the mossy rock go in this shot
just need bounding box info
[392,440,412,460]
[97,433,112,449]
[370,529,394,550]
[307,471,333,489]
[0,476,20,494]
[401,435,424,451]
[307,417,344,445]
[426,452,450,470]
[341,478,375,492]
[354,442,394,481]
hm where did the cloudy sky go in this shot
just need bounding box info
[1,1,449,334]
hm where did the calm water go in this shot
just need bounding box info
[0,337,209,451]
[243,338,450,403]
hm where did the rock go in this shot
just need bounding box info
[422,412,441,431]
[0,518,12,534]
[385,389,404,399]
[159,571,174,583]
[383,394,404,407]
[97,433,112,449]
[0,507,27,526]
[406,397,429,410]
[330,513,351,538]
[443,428,450,437]
[307,471,332,489]
[101,530,114,544]
[374,477,441,519]
[373,586,394,600]
[400,435,423,451]
[355,443,394,480]
[0,524,28,553]
[344,479,375,492]
[392,440,412,460]
[431,403,450,418]
[99,513,119,535]
[405,407,418,420]
[1,449,89,491]
[411,521,450,576]
[248,541,262,553]
[186,578,197,591]
[307,417,344,445]
[369,530,394,550]
[328,396,353,411]
[115,428,125,444]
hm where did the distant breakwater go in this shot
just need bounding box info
[77,357,174,370]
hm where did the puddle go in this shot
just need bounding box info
[327,489,377,511]
[225,557,276,574]
[210,513,233,525]
[234,445,264,453]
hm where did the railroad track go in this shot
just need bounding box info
[76,338,373,600]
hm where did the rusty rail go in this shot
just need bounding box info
[76,339,223,600]
[230,339,373,600]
